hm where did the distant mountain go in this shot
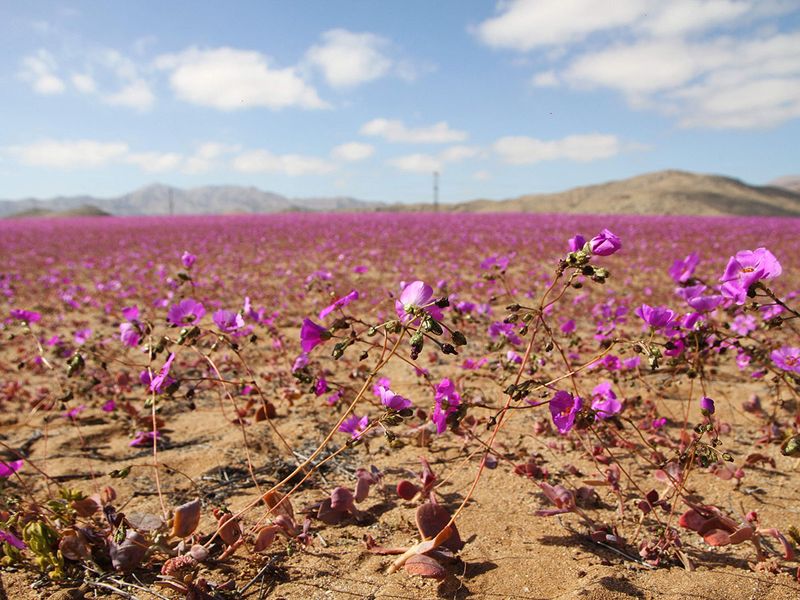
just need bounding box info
[3,170,800,218]
[7,204,111,218]
[769,175,800,194]
[0,184,382,217]
[435,170,800,217]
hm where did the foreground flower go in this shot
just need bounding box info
[149,353,176,394]
[181,251,196,269]
[119,322,141,347]
[719,248,781,304]
[549,390,582,434]
[167,298,206,325]
[590,382,621,419]
[0,459,23,478]
[589,229,621,256]
[10,309,41,323]
[319,290,359,320]
[700,396,716,415]
[635,304,676,329]
[212,309,245,333]
[0,529,26,550]
[300,318,331,352]
[339,414,369,439]
[771,346,800,374]
[395,281,444,324]
[432,378,460,434]
[567,234,586,252]
[130,430,162,447]
[378,386,413,411]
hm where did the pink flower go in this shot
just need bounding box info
[0,529,26,549]
[167,298,206,326]
[122,305,139,321]
[10,309,41,323]
[590,382,621,420]
[567,234,586,252]
[300,318,330,352]
[549,390,581,434]
[212,309,245,333]
[395,281,444,324]
[130,430,161,447]
[589,229,621,256]
[181,251,196,269]
[119,322,141,347]
[771,346,800,373]
[635,304,676,329]
[149,353,176,393]
[319,290,359,320]
[720,248,781,304]
[377,386,412,411]
[669,252,699,283]
[432,378,460,434]
[0,459,23,478]
[339,414,369,439]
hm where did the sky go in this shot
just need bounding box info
[1,0,799,204]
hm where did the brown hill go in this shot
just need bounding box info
[769,175,800,194]
[444,170,800,216]
[7,204,111,218]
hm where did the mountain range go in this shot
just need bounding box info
[2,170,800,218]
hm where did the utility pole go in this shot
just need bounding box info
[168,188,174,216]
[433,171,439,211]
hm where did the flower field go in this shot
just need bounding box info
[1,212,799,599]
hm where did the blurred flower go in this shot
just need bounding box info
[0,529,26,549]
[122,305,139,321]
[74,328,92,345]
[0,459,23,478]
[319,290,359,320]
[292,353,309,372]
[63,404,86,420]
[339,414,369,439]
[167,298,205,326]
[130,430,161,447]
[669,252,699,283]
[212,309,245,333]
[181,251,196,269]
[590,382,621,419]
[549,390,581,434]
[314,377,329,396]
[377,386,412,411]
[635,304,676,329]
[432,378,460,434]
[700,396,715,415]
[300,318,330,352]
[149,353,176,394]
[119,322,141,347]
[568,234,586,252]
[10,309,41,323]
[771,346,800,373]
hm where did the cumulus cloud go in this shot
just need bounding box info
[7,139,129,169]
[306,29,392,88]
[231,149,335,175]
[156,47,327,110]
[475,0,800,129]
[331,142,375,162]
[183,143,241,173]
[387,144,481,173]
[493,134,621,164]
[71,73,96,94]
[361,118,468,143]
[103,79,155,111]
[19,50,65,95]
[125,152,183,172]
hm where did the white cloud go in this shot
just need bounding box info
[232,150,335,175]
[156,47,327,110]
[71,73,96,94]
[331,142,375,162]
[125,152,183,172]
[475,0,646,51]
[440,145,481,162]
[306,29,392,88]
[183,143,241,173]
[493,134,621,164]
[8,139,129,169]
[387,153,442,173]
[532,70,559,87]
[102,79,155,111]
[361,118,468,143]
[640,0,751,37]
[473,170,492,181]
[19,50,65,95]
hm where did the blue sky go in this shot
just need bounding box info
[1,0,799,203]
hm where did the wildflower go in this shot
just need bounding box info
[432,378,460,434]
[102,399,117,412]
[149,353,176,394]
[590,382,621,420]
[181,251,196,269]
[0,459,23,478]
[10,309,41,323]
[122,305,139,321]
[319,290,359,320]
[120,322,141,347]
[687,294,724,313]
[339,414,369,439]
[635,304,676,329]
[549,390,582,434]
[0,529,26,549]
[292,353,309,372]
[377,386,412,411]
[669,252,699,283]
[560,319,576,334]
[720,248,781,304]
[372,377,391,396]
[771,346,800,373]
[567,234,586,252]
[652,417,667,429]
[314,377,329,396]
[74,328,92,345]
[63,404,86,420]
[395,281,444,325]
[589,229,621,256]
[167,298,206,326]
[299,318,331,352]
[700,396,715,415]
[130,430,161,447]
[212,309,245,333]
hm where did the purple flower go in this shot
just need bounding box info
[167,298,206,326]
[181,251,196,269]
[149,353,176,393]
[687,294,725,313]
[130,430,161,447]
[560,319,576,334]
[635,304,676,329]
[731,314,757,335]
[720,248,781,304]
[10,309,41,323]
[212,309,245,333]
[102,399,117,412]
[64,404,86,420]
[372,377,391,396]
[122,305,139,321]
[432,378,461,434]
[314,377,329,396]
[300,318,330,352]
[0,459,23,478]
[292,353,309,372]
[700,396,715,415]
[0,529,26,550]
[119,322,141,347]
[377,386,412,411]
[319,290,359,320]
[771,346,800,373]
[395,281,444,324]
[590,382,621,420]
[74,328,92,345]
[589,229,621,256]
[339,414,369,439]
[549,390,582,434]
[568,234,586,252]
[652,417,667,430]
[669,252,699,283]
